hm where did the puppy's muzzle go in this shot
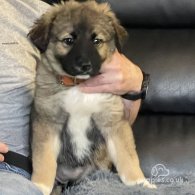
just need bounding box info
[75,56,92,75]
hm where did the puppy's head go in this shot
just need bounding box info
[28,0,127,77]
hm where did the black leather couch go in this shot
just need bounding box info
[44,0,195,189]
[114,0,195,180]
[93,0,195,182]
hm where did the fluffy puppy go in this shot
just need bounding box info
[28,1,155,194]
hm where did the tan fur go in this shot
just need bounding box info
[31,121,61,194]
[93,144,112,170]
[29,1,155,195]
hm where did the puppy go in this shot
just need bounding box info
[29,1,155,194]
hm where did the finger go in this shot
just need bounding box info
[0,154,5,162]
[79,73,119,87]
[0,143,8,153]
[79,84,120,94]
[79,75,109,87]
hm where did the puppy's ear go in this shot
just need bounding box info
[28,9,57,53]
[112,22,128,52]
[99,3,128,51]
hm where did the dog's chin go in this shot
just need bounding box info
[64,71,100,80]
[75,75,90,79]
[62,66,100,80]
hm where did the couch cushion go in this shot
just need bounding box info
[134,114,195,179]
[124,28,195,114]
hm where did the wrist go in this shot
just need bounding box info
[121,70,150,101]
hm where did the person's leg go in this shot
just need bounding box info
[0,167,42,195]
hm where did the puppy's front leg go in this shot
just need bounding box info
[31,120,61,195]
[107,121,155,188]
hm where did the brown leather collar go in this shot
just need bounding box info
[58,75,86,86]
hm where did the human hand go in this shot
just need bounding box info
[79,50,143,95]
[79,50,143,121]
[0,142,8,162]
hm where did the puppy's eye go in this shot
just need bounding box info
[93,38,103,46]
[62,37,74,46]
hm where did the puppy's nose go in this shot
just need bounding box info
[76,57,92,73]
[81,63,92,72]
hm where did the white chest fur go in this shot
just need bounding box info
[59,87,111,161]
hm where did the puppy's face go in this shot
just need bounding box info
[29,1,127,77]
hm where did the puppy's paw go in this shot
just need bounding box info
[139,179,157,189]
[121,176,156,189]
[34,182,52,195]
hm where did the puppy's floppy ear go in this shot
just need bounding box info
[112,22,128,52]
[28,8,57,53]
[99,3,128,51]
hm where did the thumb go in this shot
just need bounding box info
[0,142,8,153]
[0,142,8,162]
